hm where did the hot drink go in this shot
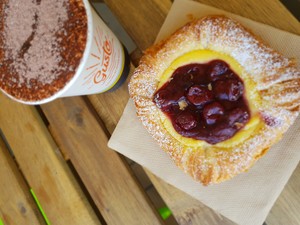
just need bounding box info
[0,0,130,104]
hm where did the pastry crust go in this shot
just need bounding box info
[129,16,300,185]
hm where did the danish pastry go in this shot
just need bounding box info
[129,16,300,185]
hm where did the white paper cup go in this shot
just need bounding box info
[2,0,129,105]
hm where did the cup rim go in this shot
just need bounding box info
[0,0,94,105]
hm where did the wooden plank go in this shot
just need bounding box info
[0,93,101,225]
[87,0,236,224]
[41,97,163,225]
[87,65,133,134]
[88,0,236,224]
[89,0,300,224]
[0,136,44,225]
[103,0,171,49]
[102,0,300,48]
[88,82,130,134]
[280,0,300,21]
[195,0,300,34]
[146,171,235,225]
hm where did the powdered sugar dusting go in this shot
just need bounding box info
[129,16,300,185]
[197,17,298,90]
[4,0,68,86]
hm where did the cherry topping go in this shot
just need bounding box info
[203,102,225,125]
[209,60,229,81]
[213,79,243,101]
[175,111,197,130]
[154,89,183,112]
[188,67,204,76]
[188,66,209,84]
[187,85,213,107]
[153,90,173,110]
[153,61,250,144]
[210,124,236,144]
[228,108,249,126]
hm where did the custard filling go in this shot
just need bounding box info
[154,50,263,148]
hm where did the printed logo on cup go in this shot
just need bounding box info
[82,25,123,91]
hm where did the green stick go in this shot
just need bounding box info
[0,218,4,225]
[158,206,172,220]
[30,189,51,225]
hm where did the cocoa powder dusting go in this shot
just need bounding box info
[0,0,87,102]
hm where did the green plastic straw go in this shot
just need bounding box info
[158,206,172,220]
[0,218,4,225]
[30,189,51,225]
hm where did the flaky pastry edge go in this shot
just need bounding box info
[129,16,300,185]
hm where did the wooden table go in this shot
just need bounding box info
[0,0,299,224]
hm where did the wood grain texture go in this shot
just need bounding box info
[194,0,300,35]
[146,171,236,225]
[41,97,163,225]
[89,0,235,224]
[89,0,229,224]
[280,0,300,21]
[89,78,235,224]
[0,137,44,225]
[87,65,133,134]
[102,0,172,49]
[0,94,101,225]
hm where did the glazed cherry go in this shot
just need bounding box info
[187,85,213,107]
[187,66,209,84]
[188,66,204,76]
[154,89,183,112]
[228,108,249,126]
[153,90,173,110]
[210,125,236,144]
[209,60,229,81]
[175,111,197,130]
[213,79,243,101]
[203,102,225,125]
[153,61,250,144]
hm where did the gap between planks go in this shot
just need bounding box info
[0,130,45,225]
[87,62,237,225]
[28,106,108,224]
[0,94,102,225]
[41,96,164,225]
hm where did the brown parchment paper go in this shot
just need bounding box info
[108,0,300,224]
